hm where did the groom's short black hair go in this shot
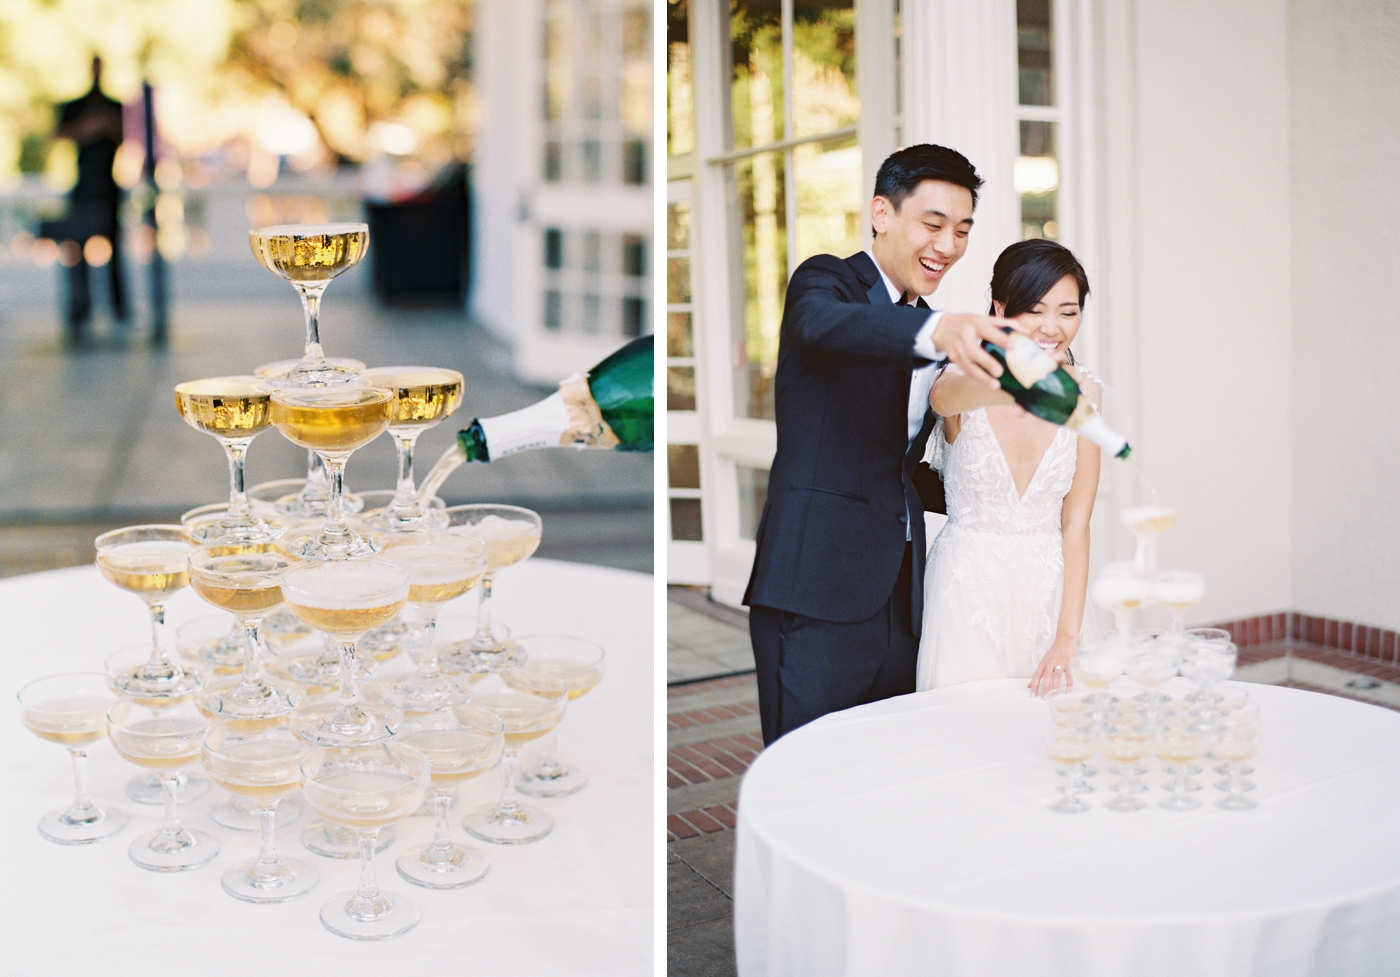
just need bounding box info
[873,144,984,213]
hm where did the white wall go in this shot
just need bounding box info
[1288,0,1400,629]
[1116,0,1293,626]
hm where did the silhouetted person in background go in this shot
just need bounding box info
[54,57,127,343]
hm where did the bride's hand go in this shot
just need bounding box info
[1030,636,1076,697]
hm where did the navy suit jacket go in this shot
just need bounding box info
[743,251,946,632]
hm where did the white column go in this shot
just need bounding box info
[900,0,1020,317]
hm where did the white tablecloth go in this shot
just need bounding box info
[735,679,1400,977]
[0,559,652,976]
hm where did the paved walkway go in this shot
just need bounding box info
[0,228,651,573]
[663,600,1400,977]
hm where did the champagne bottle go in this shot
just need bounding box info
[986,328,1132,459]
[415,337,654,502]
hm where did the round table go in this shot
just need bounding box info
[1,559,652,976]
[734,678,1400,977]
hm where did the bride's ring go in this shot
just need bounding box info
[1053,665,1064,671]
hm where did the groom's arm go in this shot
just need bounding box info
[784,256,931,369]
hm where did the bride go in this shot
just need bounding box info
[916,239,1101,697]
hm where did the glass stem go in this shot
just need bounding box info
[320,454,350,543]
[161,774,183,839]
[67,749,98,822]
[497,752,521,816]
[145,602,173,674]
[296,282,328,366]
[418,608,441,679]
[254,805,282,876]
[306,449,326,487]
[238,618,265,696]
[352,830,383,912]
[472,575,496,648]
[391,430,421,511]
[1229,763,1243,800]
[222,439,254,522]
[338,640,359,711]
[429,792,454,857]
[533,729,560,773]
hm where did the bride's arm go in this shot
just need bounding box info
[929,363,1013,419]
[1030,369,1103,696]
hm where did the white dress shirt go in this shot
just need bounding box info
[866,250,947,542]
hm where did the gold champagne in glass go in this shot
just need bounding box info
[248,222,368,387]
[441,504,543,671]
[271,385,392,560]
[461,676,567,844]
[359,367,465,533]
[175,376,284,544]
[507,636,606,798]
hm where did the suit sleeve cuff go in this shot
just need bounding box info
[912,311,946,362]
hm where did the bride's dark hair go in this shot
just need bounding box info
[988,239,1090,365]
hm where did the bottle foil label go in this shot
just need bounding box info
[558,374,621,449]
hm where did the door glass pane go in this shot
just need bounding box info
[670,498,703,541]
[1016,120,1058,240]
[667,257,691,303]
[667,367,697,411]
[1017,0,1054,106]
[793,134,863,267]
[737,465,769,540]
[668,198,691,249]
[667,312,693,357]
[728,0,785,150]
[727,151,786,421]
[792,1,858,140]
[667,0,694,156]
[668,445,701,489]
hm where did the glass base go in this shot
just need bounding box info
[359,618,421,662]
[1217,793,1257,810]
[38,804,126,844]
[281,363,363,388]
[289,700,398,748]
[358,504,449,534]
[1160,793,1202,812]
[271,489,365,521]
[518,762,588,798]
[320,888,420,940]
[177,617,245,672]
[183,505,285,545]
[280,528,380,561]
[380,674,470,712]
[112,665,202,699]
[301,820,394,858]
[197,677,301,721]
[462,801,553,845]
[127,768,207,805]
[1214,777,1255,792]
[273,651,375,691]
[1103,793,1146,812]
[440,638,527,677]
[129,827,219,872]
[396,844,489,889]
[1048,793,1089,813]
[212,794,302,831]
[222,856,318,903]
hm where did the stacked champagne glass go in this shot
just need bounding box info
[18,222,613,943]
[1043,504,1261,812]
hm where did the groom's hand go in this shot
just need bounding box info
[933,313,1062,389]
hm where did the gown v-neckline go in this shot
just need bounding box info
[977,408,1064,503]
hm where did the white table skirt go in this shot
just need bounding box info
[0,559,653,975]
[735,678,1400,977]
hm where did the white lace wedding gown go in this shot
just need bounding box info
[915,407,1078,690]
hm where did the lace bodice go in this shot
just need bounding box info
[925,408,1077,536]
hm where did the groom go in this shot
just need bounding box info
[744,144,1033,745]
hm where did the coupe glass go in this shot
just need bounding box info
[174,376,283,544]
[203,722,317,902]
[1215,706,1261,808]
[357,367,464,533]
[1090,563,1152,648]
[1120,504,1177,571]
[460,675,567,844]
[18,673,126,844]
[1155,726,1208,811]
[1101,721,1151,812]
[248,473,364,532]
[1042,688,1094,793]
[1044,728,1094,813]
[1124,636,1179,725]
[440,504,543,672]
[282,559,408,748]
[302,743,430,940]
[508,636,605,797]
[377,532,488,712]
[1152,570,1206,636]
[270,385,393,560]
[188,547,301,721]
[248,223,368,387]
[396,707,504,888]
[96,525,200,699]
[102,644,208,805]
[351,490,448,664]
[1069,633,1123,731]
[107,699,218,870]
